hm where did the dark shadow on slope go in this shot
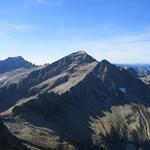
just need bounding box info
[0,118,29,150]
[95,127,150,150]
[2,58,150,150]
[0,51,97,112]
[9,60,150,150]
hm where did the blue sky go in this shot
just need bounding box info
[0,0,150,64]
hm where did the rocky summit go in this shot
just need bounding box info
[0,56,35,74]
[0,51,150,150]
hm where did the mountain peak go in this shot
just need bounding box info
[7,56,24,59]
[75,50,87,55]
[0,56,35,74]
[67,51,97,65]
[6,56,25,62]
[70,51,89,57]
[99,59,113,69]
[101,59,111,65]
[1,52,150,150]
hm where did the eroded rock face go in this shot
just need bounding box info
[0,51,150,150]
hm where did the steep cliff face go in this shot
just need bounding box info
[0,51,150,150]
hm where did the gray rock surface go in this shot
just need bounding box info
[0,51,150,150]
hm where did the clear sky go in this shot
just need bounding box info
[0,0,150,64]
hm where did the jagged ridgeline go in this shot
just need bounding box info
[0,51,150,150]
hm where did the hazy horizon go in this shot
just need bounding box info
[0,0,150,64]
[1,51,150,66]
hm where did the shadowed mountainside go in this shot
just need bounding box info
[0,51,150,150]
[0,118,29,150]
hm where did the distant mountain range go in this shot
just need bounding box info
[0,51,150,150]
[118,64,150,85]
[118,64,150,77]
